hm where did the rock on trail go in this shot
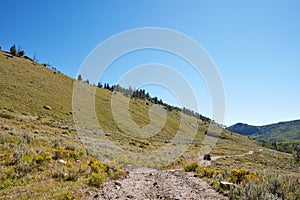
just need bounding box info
[88,168,228,200]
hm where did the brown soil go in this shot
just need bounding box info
[86,168,228,200]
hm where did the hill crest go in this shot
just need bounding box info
[228,120,300,142]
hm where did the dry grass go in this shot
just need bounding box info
[1,50,297,199]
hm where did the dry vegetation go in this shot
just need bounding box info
[0,50,299,199]
[184,149,300,199]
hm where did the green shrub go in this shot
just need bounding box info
[231,169,250,184]
[88,172,106,187]
[5,167,16,179]
[89,158,107,173]
[184,162,199,172]
[196,167,221,178]
[0,113,13,119]
[57,191,75,200]
[229,172,300,200]
[22,154,32,163]
[52,148,69,160]
[65,166,80,181]
[33,152,45,164]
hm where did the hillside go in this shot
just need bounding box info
[228,120,300,142]
[0,49,260,160]
[0,50,299,199]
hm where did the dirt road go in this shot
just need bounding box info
[87,151,260,199]
[199,150,255,166]
[88,168,228,200]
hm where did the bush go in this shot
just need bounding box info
[184,162,199,172]
[53,148,69,160]
[229,173,300,200]
[65,166,81,181]
[88,172,106,187]
[196,167,221,178]
[57,191,75,200]
[231,169,250,184]
[22,154,33,163]
[33,152,45,164]
[17,50,25,57]
[89,158,107,173]
[0,113,13,119]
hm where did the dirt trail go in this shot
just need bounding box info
[87,151,259,199]
[88,168,228,200]
[199,150,255,166]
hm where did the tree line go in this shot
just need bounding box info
[9,44,25,57]
[77,74,211,123]
[260,140,300,162]
[2,44,62,73]
[1,43,213,124]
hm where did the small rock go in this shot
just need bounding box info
[58,159,67,165]
[1,125,9,130]
[127,195,134,198]
[149,172,154,176]
[43,105,51,110]
[220,181,235,190]
[8,131,15,135]
[115,180,122,187]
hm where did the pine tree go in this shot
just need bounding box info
[10,45,17,56]
[97,82,103,88]
[77,74,83,81]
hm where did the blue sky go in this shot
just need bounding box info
[1,0,299,126]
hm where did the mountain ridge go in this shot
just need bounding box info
[228,119,300,142]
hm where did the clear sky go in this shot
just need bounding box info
[1,0,299,126]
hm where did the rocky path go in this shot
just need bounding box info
[87,151,259,200]
[88,168,228,200]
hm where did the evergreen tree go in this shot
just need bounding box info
[10,45,17,56]
[97,82,103,88]
[17,50,25,57]
[153,97,158,104]
[77,74,83,81]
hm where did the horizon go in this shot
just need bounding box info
[2,46,298,127]
[1,0,299,126]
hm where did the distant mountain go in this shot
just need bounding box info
[227,120,300,142]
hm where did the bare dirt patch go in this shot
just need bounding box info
[87,168,228,200]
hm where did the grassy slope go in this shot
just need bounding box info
[0,51,74,121]
[228,120,300,142]
[0,49,260,157]
[1,50,298,199]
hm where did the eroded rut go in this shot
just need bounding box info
[89,168,228,200]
